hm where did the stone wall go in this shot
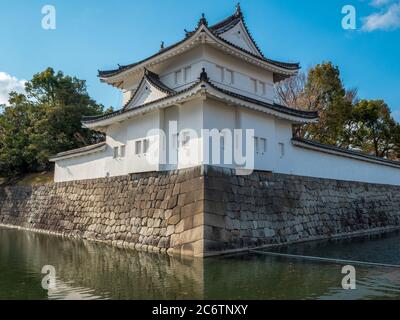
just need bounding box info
[202,166,400,255]
[1,165,400,257]
[0,167,205,257]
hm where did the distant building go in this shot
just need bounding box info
[50,5,400,185]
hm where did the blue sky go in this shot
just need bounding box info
[1,0,399,119]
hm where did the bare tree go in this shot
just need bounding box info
[274,72,306,110]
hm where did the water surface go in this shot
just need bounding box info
[1,227,399,300]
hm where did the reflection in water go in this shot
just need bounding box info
[0,227,204,300]
[1,227,400,300]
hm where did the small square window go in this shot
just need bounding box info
[260,138,267,153]
[226,69,234,85]
[251,78,257,94]
[254,137,259,153]
[259,81,266,96]
[181,132,191,147]
[184,66,191,82]
[135,140,142,155]
[279,143,285,158]
[175,70,182,85]
[143,139,150,154]
[216,65,224,83]
[120,145,126,158]
[113,146,119,159]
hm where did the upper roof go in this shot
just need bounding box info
[83,68,317,130]
[98,5,299,83]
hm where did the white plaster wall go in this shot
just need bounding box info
[54,152,107,182]
[105,110,161,176]
[282,144,400,186]
[201,99,400,186]
[158,47,205,91]
[239,108,277,172]
[203,46,275,103]
[202,99,236,168]
[176,98,204,169]
[118,45,275,111]
[54,98,400,186]
[202,100,277,171]
[273,119,400,185]
[128,80,168,109]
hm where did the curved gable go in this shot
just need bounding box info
[126,78,169,110]
[217,21,262,58]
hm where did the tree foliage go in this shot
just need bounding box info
[0,68,111,177]
[351,100,400,158]
[275,62,400,160]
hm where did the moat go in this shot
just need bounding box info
[1,226,400,300]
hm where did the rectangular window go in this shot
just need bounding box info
[251,78,257,94]
[254,137,259,153]
[174,70,182,85]
[226,69,234,85]
[143,139,150,154]
[216,65,224,83]
[259,81,266,96]
[260,138,267,153]
[113,146,119,159]
[181,132,191,147]
[184,66,191,82]
[135,140,142,155]
[120,145,126,158]
[279,142,285,158]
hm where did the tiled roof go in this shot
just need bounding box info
[49,142,106,161]
[121,69,175,110]
[83,70,317,125]
[206,80,317,119]
[144,69,175,94]
[83,79,198,124]
[98,6,299,79]
[98,36,189,78]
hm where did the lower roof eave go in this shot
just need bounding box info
[49,142,107,162]
[82,82,318,129]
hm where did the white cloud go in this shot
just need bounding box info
[370,0,392,7]
[0,72,26,105]
[362,2,400,31]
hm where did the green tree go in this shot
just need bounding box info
[302,62,353,147]
[0,93,42,175]
[0,67,110,177]
[351,100,400,159]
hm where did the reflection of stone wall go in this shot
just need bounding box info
[1,165,400,257]
[0,167,205,257]
[0,227,204,299]
[203,166,400,255]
